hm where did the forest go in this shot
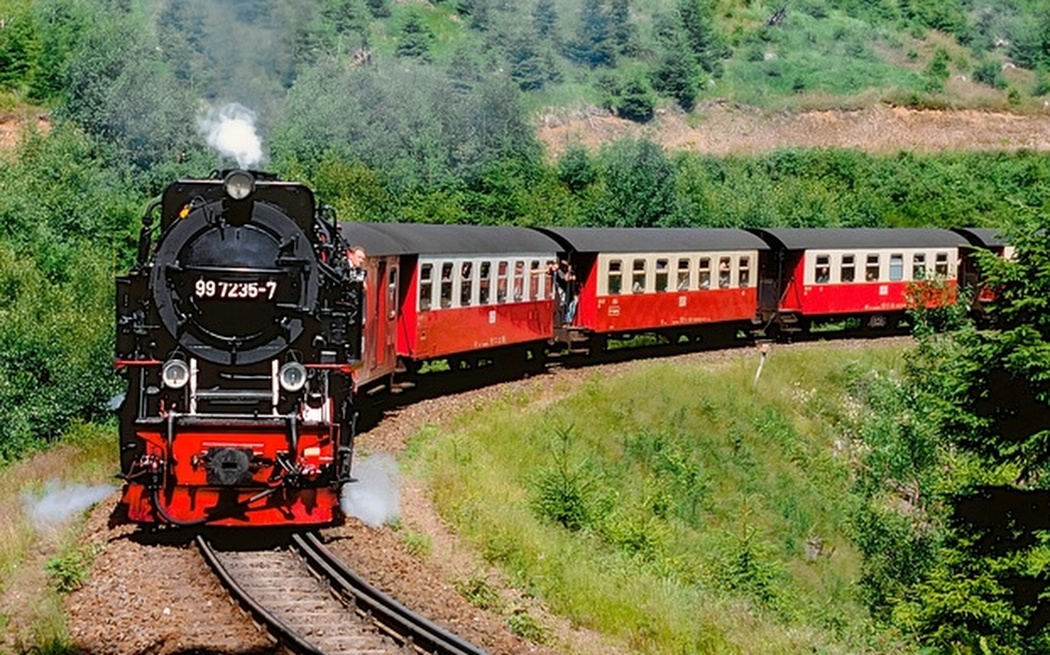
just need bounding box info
[2,0,1050,651]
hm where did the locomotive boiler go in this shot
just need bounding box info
[115,170,363,527]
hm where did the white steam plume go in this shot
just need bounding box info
[197,103,265,169]
[22,481,115,529]
[341,454,400,527]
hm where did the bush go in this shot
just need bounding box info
[973,58,1007,89]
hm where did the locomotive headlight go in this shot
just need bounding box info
[279,362,308,393]
[223,170,255,201]
[161,359,190,389]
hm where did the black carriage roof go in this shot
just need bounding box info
[339,222,561,256]
[952,227,1009,248]
[534,227,769,253]
[747,227,968,250]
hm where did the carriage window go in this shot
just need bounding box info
[460,262,473,306]
[656,259,669,292]
[608,260,623,295]
[865,254,880,281]
[479,261,491,304]
[513,261,525,301]
[497,261,508,303]
[718,257,731,289]
[935,252,949,277]
[545,260,556,298]
[440,263,453,308]
[739,256,751,287]
[814,255,830,284]
[530,261,542,300]
[912,254,926,280]
[632,259,647,293]
[889,253,904,281]
[386,267,398,319]
[420,264,433,311]
[699,257,711,289]
[840,255,855,282]
[677,258,690,290]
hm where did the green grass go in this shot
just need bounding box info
[0,421,114,653]
[406,343,915,654]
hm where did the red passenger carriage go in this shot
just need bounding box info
[952,227,1012,309]
[341,223,562,388]
[748,228,968,333]
[536,228,771,345]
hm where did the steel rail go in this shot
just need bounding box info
[292,532,492,655]
[195,534,324,655]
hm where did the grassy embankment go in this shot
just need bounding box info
[0,422,113,652]
[405,342,915,654]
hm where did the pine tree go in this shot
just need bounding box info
[898,215,1050,650]
[567,0,615,68]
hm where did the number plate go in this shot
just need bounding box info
[194,278,278,300]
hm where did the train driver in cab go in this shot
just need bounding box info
[349,245,367,282]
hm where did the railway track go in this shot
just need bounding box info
[197,532,491,655]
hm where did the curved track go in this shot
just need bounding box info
[196,533,491,655]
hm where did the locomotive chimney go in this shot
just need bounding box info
[222,169,255,226]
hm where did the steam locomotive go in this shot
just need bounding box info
[115,171,363,527]
[113,170,1008,529]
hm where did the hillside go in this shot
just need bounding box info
[4,103,1049,159]
[537,103,1050,156]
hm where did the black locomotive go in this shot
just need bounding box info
[115,170,363,527]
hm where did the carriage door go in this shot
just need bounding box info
[757,250,780,323]
[375,259,399,369]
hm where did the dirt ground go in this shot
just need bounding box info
[0,114,49,151]
[535,102,1050,157]
[5,103,1050,159]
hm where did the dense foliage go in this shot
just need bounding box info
[838,210,1050,653]
[413,346,913,653]
[0,0,1047,462]
[1,1,1050,650]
